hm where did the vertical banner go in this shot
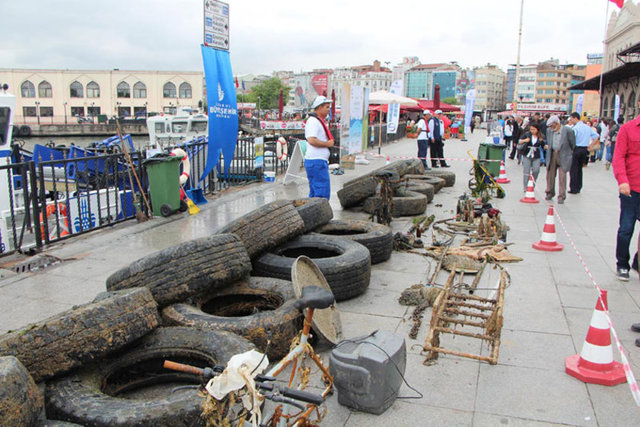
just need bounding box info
[614,94,620,121]
[387,80,403,134]
[348,86,365,154]
[576,94,584,115]
[200,45,238,180]
[361,87,370,150]
[340,83,351,151]
[463,89,476,135]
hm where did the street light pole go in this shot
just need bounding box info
[512,0,524,116]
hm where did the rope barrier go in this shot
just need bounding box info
[527,177,640,406]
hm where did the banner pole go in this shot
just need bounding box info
[597,0,610,118]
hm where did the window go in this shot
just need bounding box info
[172,121,188,133]
[40,106,53,117]
[70,81,83,98]
[629,91,637,118]
[23,106,36,117]
[87,81,100,98]
[179,82,192,98]
[117,82,131,98]
[133,82,147,98]
[538,73,544,78]
[117,106,131,117]
[38,81,52,98]
[163,106,177,114]
[88,106,100,116]
[537,89,543,94]
[21,81,35,98]
[71,107,85,117]
[545,89,553,94]
[547,72,554,77]
[133,106,147,118]
[163,82,177,98]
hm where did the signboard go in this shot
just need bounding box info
[505,102,568,112]
[204,0,230,51]
[259,121,306,130]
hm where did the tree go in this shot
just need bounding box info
[442,97,460,105]
[238,78,290,110]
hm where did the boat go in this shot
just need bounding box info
[146,108,208,152]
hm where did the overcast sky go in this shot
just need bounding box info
[1,0,627,76]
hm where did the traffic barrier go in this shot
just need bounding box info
[532,205,563,251]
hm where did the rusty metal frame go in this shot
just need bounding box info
[423,267,507,365]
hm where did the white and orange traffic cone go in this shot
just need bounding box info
[386,155,390,165]
[496,160,510,183]
[565,290,626,386]
[519,173,539,204]
[532,205,563,251]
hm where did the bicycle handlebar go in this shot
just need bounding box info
[163,360,324,406]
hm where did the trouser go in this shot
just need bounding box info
[545,151,567,201]
[521,157,541,191]
[616,191,640,270]
[304,159,330,200]
[429,139,446,166]
[606,143,615,163]
[569,147,589,193]
[417,139,428,168]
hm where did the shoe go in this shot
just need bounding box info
[636,337,640,348]
[617,267,630,281]
[441,164,451,168]
[545,196,553,201]
[631,323,640,333]
[568,190,580,194]
[431,165,439,168]
[606,162,611,170]
[424,167,432,171]
[558,199,564,204]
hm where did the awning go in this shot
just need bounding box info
[416,99,461,112]
[568,62,640,91]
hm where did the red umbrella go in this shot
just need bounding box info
[331,89,336,123]
[278,90,283,121]
[434,84,441,111]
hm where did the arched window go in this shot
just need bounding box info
[133,82,147,98]
[21,81,35,98]
[179,82,192,98]
[163,82,177,98]
[38,81,52,98]
[70,81,83,98]
[117,81,131,98]
[603,96,608,118]
[628,91,637,119]
[87,81,100,98]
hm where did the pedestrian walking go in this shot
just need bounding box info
[517,122,545,191]
[568,112,600,194]
[596,117,609,162]
[428,109,450,168]
[303,95,334,200]
[544,115,575,204]
[612,97,640,284]
[606,116,624,170]
[504,117,515,156]
[416,110,432,170]
[509,116,523,161]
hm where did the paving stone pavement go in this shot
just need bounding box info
[1,127,639,426]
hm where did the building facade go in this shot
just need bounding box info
[404,63,460,99]
[0,68,204,124]
[328,61,391,108]
[473,64,505,112]
[604,1,640,72]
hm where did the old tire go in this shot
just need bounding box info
[44,327,253,427]
[292,198,333,233]
[252,234,371,301]
[362,190,427,217]
[19,125,31,137]
[0,356,43,427]
[424,170,455,187]
[337,176,378,209]
[399,183,434,203]
[404,174,446,193]
[162,277,302,359]
[313,220,393,264]
[217,200,305,259]
[106,234,251,307]
[0,288,159,383]
[404,159,425,175]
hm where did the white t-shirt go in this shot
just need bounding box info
[304,116,330,161]
[417,119,428,140]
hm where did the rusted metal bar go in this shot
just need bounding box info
[443,307,491,319]
[422,345,497,364]
[468,258,488,293]
[439,316,486,328]
[446,300,495,311]
[448,293,496,303]
[433,326,496,341]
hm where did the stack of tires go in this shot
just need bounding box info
[337,159,455,217]
[0,197,393,426]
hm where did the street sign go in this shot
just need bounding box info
[203,0,229,51]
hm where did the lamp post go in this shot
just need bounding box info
[257,96,261,120]
[35,101,40,125]
[144,101,148,118]
[63,102,67,124]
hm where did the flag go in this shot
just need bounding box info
[609,0,623,8]
[242,81,245,90]
[200,45,238,181]
[234,76,239,88]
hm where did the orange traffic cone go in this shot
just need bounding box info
[565,290,626,386]
[532,205,563,251]
[519,173,539,204]
[386,155,390,165]
[496,160,510,183]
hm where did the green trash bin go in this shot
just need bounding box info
[143,155,182,217]
[478,142,506,178]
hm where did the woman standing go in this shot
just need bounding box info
[518,123,545,191]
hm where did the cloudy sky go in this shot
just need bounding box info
[1,0,626,75]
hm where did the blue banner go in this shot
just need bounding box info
[200,45,238,181]
[464,89,476,133]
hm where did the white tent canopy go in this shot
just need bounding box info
[368,90,418,106]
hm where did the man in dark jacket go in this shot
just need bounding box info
[544,115,575,204]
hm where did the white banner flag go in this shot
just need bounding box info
[387,80,403,134]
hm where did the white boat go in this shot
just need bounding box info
[146,108,208,152]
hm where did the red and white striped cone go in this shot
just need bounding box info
[386,155,390,165]
[519,173,539,204]
[496,160,510,183]
[532,205,563,251]
[565,290,626,386]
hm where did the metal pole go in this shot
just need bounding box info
[512,0,524,116]
[597,0,610,118]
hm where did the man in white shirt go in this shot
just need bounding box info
[304,96,335,199]
[416,110,432,170]
[428,109,450,168]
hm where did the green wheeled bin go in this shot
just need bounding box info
[143,155,182,217]
[478,142,506,178]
